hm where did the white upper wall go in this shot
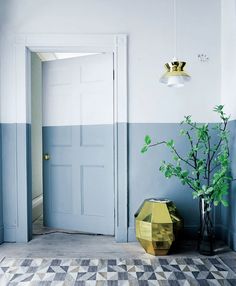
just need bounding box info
[0,0,221,123]
[221,0,236,120]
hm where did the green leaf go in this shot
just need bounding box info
[181,170,189,178]
[221,200,229,207]
[159,166,164,172]
[193,181,201,189]
[205,187,214,194]
[192,192,198,199]
[202,185,207,191]
[164,170,172,178]
[176,166,182,173]
[214,201,219,206]
[213,105,224,113]
[180,129,186,136]
[207,205,212,212]
[145,135,151,145]
[141,145,148,153]
[166,139,174,148]
[197,190,204,196]
[184,115,192,124]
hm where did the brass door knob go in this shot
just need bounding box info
[43,153,50,160]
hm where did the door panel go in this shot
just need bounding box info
[43,54,114,235]
[51,165,72,214]
[81,165,106,216]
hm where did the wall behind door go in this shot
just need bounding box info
[31,53,43,222]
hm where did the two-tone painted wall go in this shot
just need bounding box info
[220,0,236,250]
[218,121,236,249]
[0,0,233,244]
[0,125,3,243]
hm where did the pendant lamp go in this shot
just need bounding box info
[160,0,191,87]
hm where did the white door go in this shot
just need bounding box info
[42,54,114,235]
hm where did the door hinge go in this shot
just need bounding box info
[113,70,115,80]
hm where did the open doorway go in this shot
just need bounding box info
[13,34,127,243]
[31,51,115,237]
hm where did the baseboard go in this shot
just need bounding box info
[183,225,199,239]
[0,226,3,244]
[215,224,224,239]
[227,229,236,250]
[128,225,200,242]
[32,195,43,222]
[4,226,16,242]
[115,226,129,242]
[128,227,136,242]
[219,225,229,243]
[207,224,236,251]
[218,224,236,251]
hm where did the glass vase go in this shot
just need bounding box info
[197,198,214,256]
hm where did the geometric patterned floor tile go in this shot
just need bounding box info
[0,257,235,285]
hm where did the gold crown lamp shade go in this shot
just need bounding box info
[159,59,191,88]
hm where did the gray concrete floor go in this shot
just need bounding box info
[0,217,235,265]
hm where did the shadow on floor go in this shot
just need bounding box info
[0,216,233,261]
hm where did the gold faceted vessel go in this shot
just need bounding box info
[135,198,183,256]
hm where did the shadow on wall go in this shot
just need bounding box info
[0,125,3,244]
[221,120,236,250]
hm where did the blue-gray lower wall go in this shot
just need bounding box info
[220,120,236,250]
[41,123,212,241]
[0,124,3,244]
[1,123,32,242]
[0,122,235,244]
[128,123,201,240]
[1,123,17,242]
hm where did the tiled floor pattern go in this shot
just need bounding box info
[0,257,235,285]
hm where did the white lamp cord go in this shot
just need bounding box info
[173,0,177,61]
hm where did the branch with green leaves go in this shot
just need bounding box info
[141,105,233,209]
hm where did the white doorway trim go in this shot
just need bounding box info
[14,34,128,242]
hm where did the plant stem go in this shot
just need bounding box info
[186,130,200,187]
[149,140,195,169]
[148,141,166,148]
[171,146,195,169]
[209,120,228,165]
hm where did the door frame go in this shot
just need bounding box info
[14,34,128,242]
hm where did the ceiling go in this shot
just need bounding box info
[37,52,100,62]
